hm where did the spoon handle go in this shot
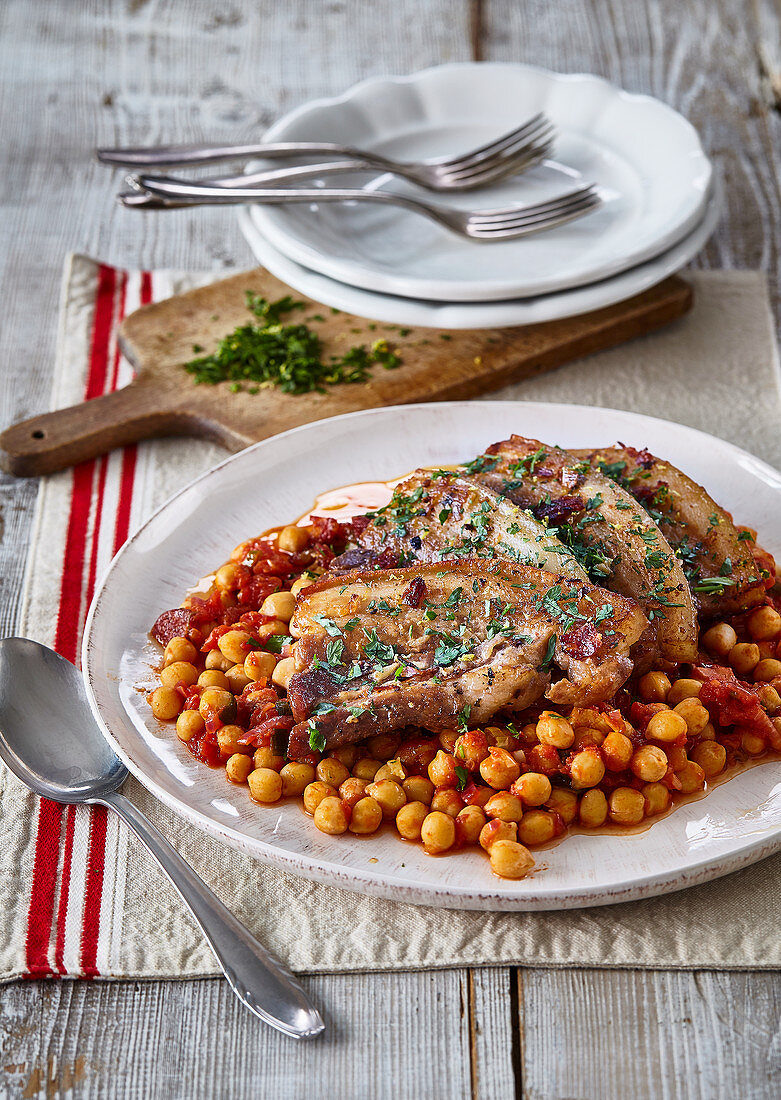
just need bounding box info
[96,790,325,1040]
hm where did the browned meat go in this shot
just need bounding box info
[469,436,698,664]
[575,444,765,617]
[285,560,648,758]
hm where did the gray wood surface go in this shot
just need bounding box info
[1,1,780,1097]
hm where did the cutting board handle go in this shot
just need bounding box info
[0,383,204,477]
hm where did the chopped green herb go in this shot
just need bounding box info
[308,723,327,753]
[264,634,292,654]
[454,766,469,791]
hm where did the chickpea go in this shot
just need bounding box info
[484,791,524,822]
[545,788,579,825]
[164,637,197,666]
[226,664,252,693]
[643,782,671,816]
[278,524,309,553]
[479,746,521,790]
[280,761,316,797]
[536,712,575,749]
[349,796,383,834]
[198,669,229,690]
[573,727,605,749]
[673,698,710,736]
[690,740,727,778]
[667,678,702,706]
[666,744,688,771]
[338,777,369,807]
[609,787,646,826]
[271,657,296,690]
[366,779,407,818]
[421,811,456,854]
[176,709,204,743]
[374,759,406,783]
[215,562,244,590]
[302,781,337,815]
[438,728,459,753]
[160,660,199,688]
[630,744,668,782]
[747,605,781,641]
[332,745,358,770]
[638,671,671,702]
[758,641,777,660]
[646,710,688,744]
[428,750,458,789]
[740,730,766,756]
[253,745,283,771]
[702,622,737,657]
[676,760,706,793]
[198,687,236,724]
[754,658,781,683]
[518,809,556,846]
[527,743,561,776]
[395,801,429,840]
[698,721,717,741]
[455,805,486,846]
[397,737,438,772]
[479,819,517,851]
[216,630,251,665]
[431,789,464,817]
[757,683,781,715]
[569,747,606,789]
[728,642,761,677]
[261,590,296,623]
[291,574,317,598]
[579,788,608,827]
[147,686,181,720]
[353,758,382,781]
[511,772,552,807]
[366,734,401,761]
[255,619,290,641]
[453,730,490,771]
[313,796,349,835]
[601,730,633,770]
[218,725,250,756]
[517,722,540,746]
[247,767,283,803]
[403,775,434,805]
[316,757,350,788]
[205,650,232,672]
[489,839,535,879]
[225,753,253,784]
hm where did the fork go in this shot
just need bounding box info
[99,115,554,193]
[124,175,602,241]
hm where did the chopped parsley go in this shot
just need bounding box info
[308,722,327,753]
[454,766,469,791]
[263,633,292,654]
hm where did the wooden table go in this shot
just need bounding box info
[1,2,779,1096]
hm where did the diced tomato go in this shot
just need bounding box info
[239,715,294,747]
[698,678,776,739]
[186,728,222,767]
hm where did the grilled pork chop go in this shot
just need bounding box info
[286,560,648,758]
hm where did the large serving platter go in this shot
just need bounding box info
[84,403,781,911]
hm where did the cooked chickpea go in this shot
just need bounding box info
[403,775,434,805]
[291,574,317,598]
[754,658,781,683]
[225,663,252,693]
[215,562,244,590]
[601,730,634,770]
[545,788,579,824]
[667,678,702,706]
[280,761,316,797]
[261,590,296,623]
[453,730,489,771]
[302,781,337,815]
[690,740,727,778]
[758,641,777,660]
[316,757,350,788]
[366,734,401,761]
[578,788,608,827]
[646,710,688,744]
[462,784,493,808]
[438,728,459,753]
[666,744,688,771]
[511,772,552,807]
[349,796,383,834]
[421,811,456,854]
[197,669,229,690]
[218,725,250,756]
[160,660,199,688]
[353,757,382,781]
[518,810,556,846]
[518,722,540,746]
[630,744,668,782]
[569,747,606,789]
[248,767,283,803]
[205,650,232,672]
[255,619,290,640]
[253,745,283,771]
[396,801,429,840]
[175,709,204,743]
[643,782,671,816]
[536,712,575,749]
[225,753,253,784]
[428,750,458,788]
[747,605,781,641]
[278,524,309,553]
[702,622,737,657]
[479,746,521,790]
[729,642,761,677]
[147,686,182,720]
[164,637,197,666]
[757,683,781,714]
[609,787,646,826]
[673,698,710,736]
[740,730,766,755]
[216,629,252,665]
[332,745,358,769]
[338,777,369,807]
[366,779,407,818]
[489,839,535,879]
[479,819,517,850]
[573,727,605,749]
[431,789,463,817]
[484,791,524,822]
[455,805,486,846]
[374,759,406,783]
[638,671,671,702]
[271,657,296,690]
[676,760,706,793]
[698,721,717,741]
[198,687,236,723]
[314,796,349,835]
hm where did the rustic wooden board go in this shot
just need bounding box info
[0,269,691,476]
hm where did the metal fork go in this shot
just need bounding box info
[99,115,555,193]
[124,175,602,241]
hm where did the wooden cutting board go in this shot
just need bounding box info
[0,269,692,476]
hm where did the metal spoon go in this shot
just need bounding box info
[0,637,325,1040]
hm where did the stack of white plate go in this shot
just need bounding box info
[238,63,717,329]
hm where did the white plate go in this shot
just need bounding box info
[247,63,712,303]
[83,403,781,912]
[239,180,721,329]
